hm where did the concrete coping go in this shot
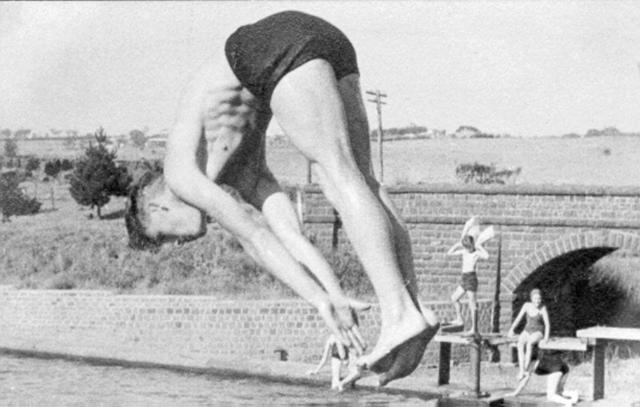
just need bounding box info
[292,183,640,197]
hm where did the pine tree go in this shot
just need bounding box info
[69,127,131,219]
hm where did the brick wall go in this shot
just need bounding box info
[0,286,491,367]
[4,184,639,369]
[295,184,640,333]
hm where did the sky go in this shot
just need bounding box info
[1,1,640,137]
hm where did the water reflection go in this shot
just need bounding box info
[0,354,437,406]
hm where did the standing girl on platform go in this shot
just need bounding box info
[508,288,550,379]
[447,216,493,335]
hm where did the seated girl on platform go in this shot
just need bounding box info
[508,288,550,380]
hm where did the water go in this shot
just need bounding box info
[0,354,438,407]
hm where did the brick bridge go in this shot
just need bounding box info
[297,184,640,336]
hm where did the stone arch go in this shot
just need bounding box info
[502,230,640,294]
[497,229,640,334]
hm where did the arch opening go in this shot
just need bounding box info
[512,247,622,336]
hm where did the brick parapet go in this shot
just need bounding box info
[0,289,493,367]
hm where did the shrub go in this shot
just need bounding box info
[60,158,74,171]
[455,162,522,184]
[25,157,40,172]
[0,171,41,221]
[44,160,61,178]
[129,129,147,149]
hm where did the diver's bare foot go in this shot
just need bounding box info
[357,307,427,370]
[376,308,440,386]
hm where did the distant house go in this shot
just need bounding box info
[146,134,168,149]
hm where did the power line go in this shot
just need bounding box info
[366,89,387,183]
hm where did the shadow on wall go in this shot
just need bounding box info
[512,247,640,337]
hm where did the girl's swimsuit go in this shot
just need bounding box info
[524,309,544,334]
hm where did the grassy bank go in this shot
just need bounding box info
[1,178,639,304]
[0,181,372,299]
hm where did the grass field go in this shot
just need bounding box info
[266,135,640,186]
[13,135,640,186]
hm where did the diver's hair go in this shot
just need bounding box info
[461,234,475,251]
[124,171,163,251]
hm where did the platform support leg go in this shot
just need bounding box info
[470,340,481,397]
[592,340,605,400]
[438,342,451,386]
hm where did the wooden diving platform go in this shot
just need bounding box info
[434,326,589,400]
[577,325,640,401]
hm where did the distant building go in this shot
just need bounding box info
[146,134,168,149]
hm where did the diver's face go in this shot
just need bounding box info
[531,292,542,307]
[462,236,475,251]
[140,178,205,243]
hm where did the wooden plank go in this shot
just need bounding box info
[435,332,517,346]
[439,324,465,334]
[577,326,640,341]
[485,336,517,346]
[539,337,588,351]
[507,336,588,351]
[434,334,473,345]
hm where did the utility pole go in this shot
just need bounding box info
[366,89,387,183]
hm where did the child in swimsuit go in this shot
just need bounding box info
[508,348,579,406]
[307,334,356,390]
[508,288,550,379]
[447,232,489,334]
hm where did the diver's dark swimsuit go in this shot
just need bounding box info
[225,11,359,103]
[533,349,569,375]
